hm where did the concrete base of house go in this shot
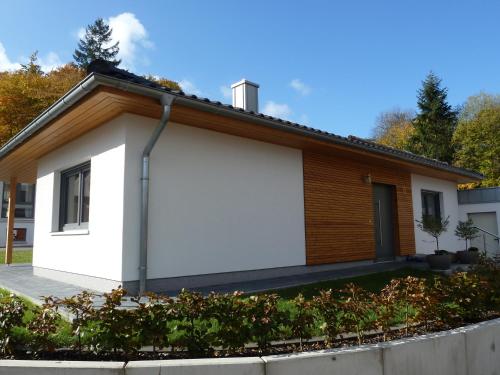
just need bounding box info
[34,257,409,294]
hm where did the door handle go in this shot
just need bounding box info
[376,200,383,246]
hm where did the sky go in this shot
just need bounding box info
[0,0,499,137]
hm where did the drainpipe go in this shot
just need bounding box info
[139,93,175,295]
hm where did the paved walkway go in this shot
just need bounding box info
[0,261,427,307]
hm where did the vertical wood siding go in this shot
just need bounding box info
[303,150,415,265]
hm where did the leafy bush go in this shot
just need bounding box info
[132,293,175,353]
[88,288,139,356]
[289,294,315,349]
[27,296,60,353]
[206,291,251,354]
[172,289,213,356]
[313,290,341,344]
[0,294,25,355]
[338,283,374,345]
[1,261,499,359]
[246,294,285,353]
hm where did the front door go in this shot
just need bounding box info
[373,183,396,260]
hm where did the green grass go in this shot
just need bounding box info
[269,267,439,299]
[0,248,32,264]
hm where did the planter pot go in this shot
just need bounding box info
[426,254,452,270]
[457,250,480,264]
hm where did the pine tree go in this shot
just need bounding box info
[73,18,120,69]
[409,72,457,163]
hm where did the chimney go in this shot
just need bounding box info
[231,79,259,112]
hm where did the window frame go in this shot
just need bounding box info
[59,161,91,231]
[421,189,442,221]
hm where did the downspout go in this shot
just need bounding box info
[139,93,175,295]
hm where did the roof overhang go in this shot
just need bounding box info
[0,73,483,184]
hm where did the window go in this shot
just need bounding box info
[1,183,35,219]
[421,190,442,220]
[59,162,91,231]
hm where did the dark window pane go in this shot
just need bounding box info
[81,169,90,223]
[64,173,80,224]
[421,191,441,220]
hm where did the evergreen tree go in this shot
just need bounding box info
[409,72,457,163]
[73,18,120,69]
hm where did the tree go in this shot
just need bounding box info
[458,92,500,122]
[372,108,415,150]
[455,219,479,250]
[0,57,84,145]
[143,74,180,91]
[73,18,120,69]
[453,105,500,187]
[416,215,450,252]
[409,72,458,164]
[453,93,500,187]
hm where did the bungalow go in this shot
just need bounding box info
[0,61,482,293]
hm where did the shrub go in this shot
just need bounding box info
[27,296,60,353]
[338,283,373,345]
[470,256,500,308]
[132,292,175,353]
[172,289,213,356]
[246,294,285,353]
[375,279,400,341]
[313,290,341,345]
[206,291,251,354]
[0,294,25,356]
[289,294,315,349]
[89,287,139,356]
[446,272,489,322]
[59,290,95,354]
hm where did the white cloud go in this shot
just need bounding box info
[38,52,63,72]
[290,78,311,96]
[220,85,232,99]
[0,42,21,71]
[105,12,153,70]
[263,101,292,119]
[0,41,62,72]
[179,79,203,96]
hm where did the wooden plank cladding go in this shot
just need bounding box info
[303,150,415,265]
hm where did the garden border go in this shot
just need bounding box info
[0,317,498,374]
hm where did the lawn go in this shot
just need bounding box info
[270,267,438,299]
[0,248,32,264]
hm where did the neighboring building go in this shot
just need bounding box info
[0,182,35,247]
[0,61,482,293]
[458,187,500,257]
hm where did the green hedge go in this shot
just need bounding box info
[1,258,499,359]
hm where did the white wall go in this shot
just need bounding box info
[411,174,462,253]
[32,117,127,283]
[121,114,306,281]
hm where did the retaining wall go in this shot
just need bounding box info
[1,318,499,375]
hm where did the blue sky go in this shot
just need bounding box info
[1,0,499,137]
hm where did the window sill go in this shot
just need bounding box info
[50,229,89,236]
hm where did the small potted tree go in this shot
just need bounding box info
[455,219,480,264]
[416,215,451,270]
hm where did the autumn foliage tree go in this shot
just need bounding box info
[0,54,84,145]
[372,108,415,150]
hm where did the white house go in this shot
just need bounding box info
[458,187,500,257]
[0,182,35,247]
[0,61,483,293]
